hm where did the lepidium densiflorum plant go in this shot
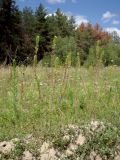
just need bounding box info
[11,59,19,123]
[33,35,43,100]
[33,35,40,67]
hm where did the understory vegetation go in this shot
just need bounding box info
[0,0,120,159]
[0,63,120,140]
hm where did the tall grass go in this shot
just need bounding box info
[0,37,120,140]
[0,59,120,140]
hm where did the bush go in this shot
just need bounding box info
[85,41,120,67]
[55,36,77,66]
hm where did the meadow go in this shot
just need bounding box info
[0,63,120,141]
[1,1,120,158]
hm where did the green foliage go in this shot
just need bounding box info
[35,35,40,55]
[65,52,72,67]
[35,4,52,61]
[75,24,94,64]
[11,141,24,158]
[103,42,120,66]
[76,52,81,67]
[11,59,19,120]
[0,63,120,159]
[55,36,77,65]
[0,0,22,63]
[86,40,120,67]
[0,1,120,66]
[47,9,75,38]
[76,124,119,159]
[85,41,103,67]
[54,56,61,68]
[52,36,57,50]
[33,35,40,67]
[22,7,35,37]
[53,133,70,151]
[0,1,120,157]
[111,31,120,45]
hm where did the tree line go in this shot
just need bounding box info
[0,0,120,66]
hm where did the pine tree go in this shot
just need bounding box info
[46,8,75,38]
[0,0,22,64]
[35,4,52,60]
[22,7,35,37]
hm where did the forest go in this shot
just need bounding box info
[0,0,120,66]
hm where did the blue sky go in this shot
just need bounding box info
[16,0,120,36]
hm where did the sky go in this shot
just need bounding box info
[16,0,120,36]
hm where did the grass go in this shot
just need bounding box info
[0,64,120,141]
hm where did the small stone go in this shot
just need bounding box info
[22,150,35,160]
[95,155,102,160]
[65,149,74,157]
[40,142,57,160]
[26,134,33,139]
[40,142,50,154]
[115,155,120,160]
[90,151,102,160]
[24,134,33,144]
[68,124,79,130]
[0,141,15,155]
[90,121,105,132]
[69,143,77,151]
[63,135,70,141]
[76,134,85,146]
[40,153,48,160]
[60,153,66,159]
[90,151,96,159]
[40,148,57,160]
[91,121,100,130]
[55,151,61,157]
[11,138,20,143]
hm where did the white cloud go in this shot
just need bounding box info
[105,27,120,37]
[47,0,65,4]
[74,15,88,26]
[46,10,88,27]
[65,11,72,18]
[112,20,120,25]
[62,12,88,26]
[102,11,116,22]
[46,13,57,18]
